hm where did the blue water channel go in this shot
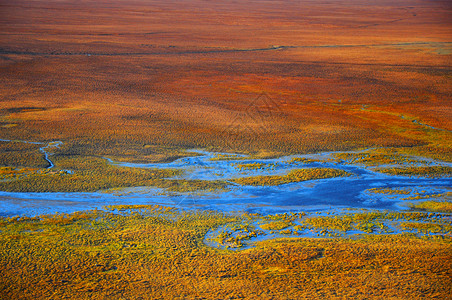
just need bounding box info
[0,147,450,217]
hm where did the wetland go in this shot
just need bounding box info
[0,0,451,298]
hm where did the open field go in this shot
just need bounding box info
[0,0,451,298]
[0,0,451,161]
[1,207,451,299]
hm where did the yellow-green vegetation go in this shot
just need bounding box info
[393,121,452,162]
[346,107,452,162]
[403,191,450,201]
[398,221,452,234]
[209,221,263,249]
[335,149,427,166]
[60,139,202,164]
[233,162,265,171]
[397,143,452,164]
[0,207,451,299]
[0,166,41,181]
[409,200,452,213]
[0,141,48,168]
[161,179,228,194]
[232,168,350,186]
[209,154,244,161]
[367,187,411,195]
[259,221,291,231]
[104,204,178,213]
[302,213,386,234]
[303,214,355,232]
[300,211,447,234]
[287,157,317,164]
[208,211,452,247]
[375,166,452,178]
[0,155,227,193]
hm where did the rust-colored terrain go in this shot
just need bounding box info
[1,0,450,161]
[0,1,451,299]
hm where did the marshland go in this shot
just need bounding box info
[0,0,451,298]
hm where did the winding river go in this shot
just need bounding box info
[0,141,450,217]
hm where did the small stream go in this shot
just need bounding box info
[0,139,62,169]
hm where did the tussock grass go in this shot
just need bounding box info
[232,168,350,186]
[376,166,452,178]
[409,200,452,213]
[0,156,227,193]
[0,207,451,299]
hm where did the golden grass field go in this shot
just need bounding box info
[1,208,451,299]
[0,0,451,299]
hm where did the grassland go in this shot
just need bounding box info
[0,0,451,298]
[205,210,452,249]
[0,141,49,168]
[367,188,412,195]
[0,155,227,193]
[299,211,451,235]
[409,201,452,213]
[0,0,450,163]
[375,166,452,178]
[0,207,451,299]
[232,168,350,186]
[287,157,318,164]
[334,149,430,166]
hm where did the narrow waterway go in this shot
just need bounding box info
[0,144,450,217]
[0,139,62,169]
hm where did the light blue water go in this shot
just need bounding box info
[0,147,450,217]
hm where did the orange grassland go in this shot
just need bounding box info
[0,0,451,162]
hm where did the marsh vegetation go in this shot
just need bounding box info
[0,155,228,193]
[0,0,451,298]
[0,207,450,299]
[231,168,350,186]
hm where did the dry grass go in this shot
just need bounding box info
[409,201,452,213]
[232,168,350,186]
[0,0,450,162]
[0,0,451,298]
[375,166,452,178]
[0,208,451,299]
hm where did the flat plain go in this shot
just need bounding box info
[0,0,451,299]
